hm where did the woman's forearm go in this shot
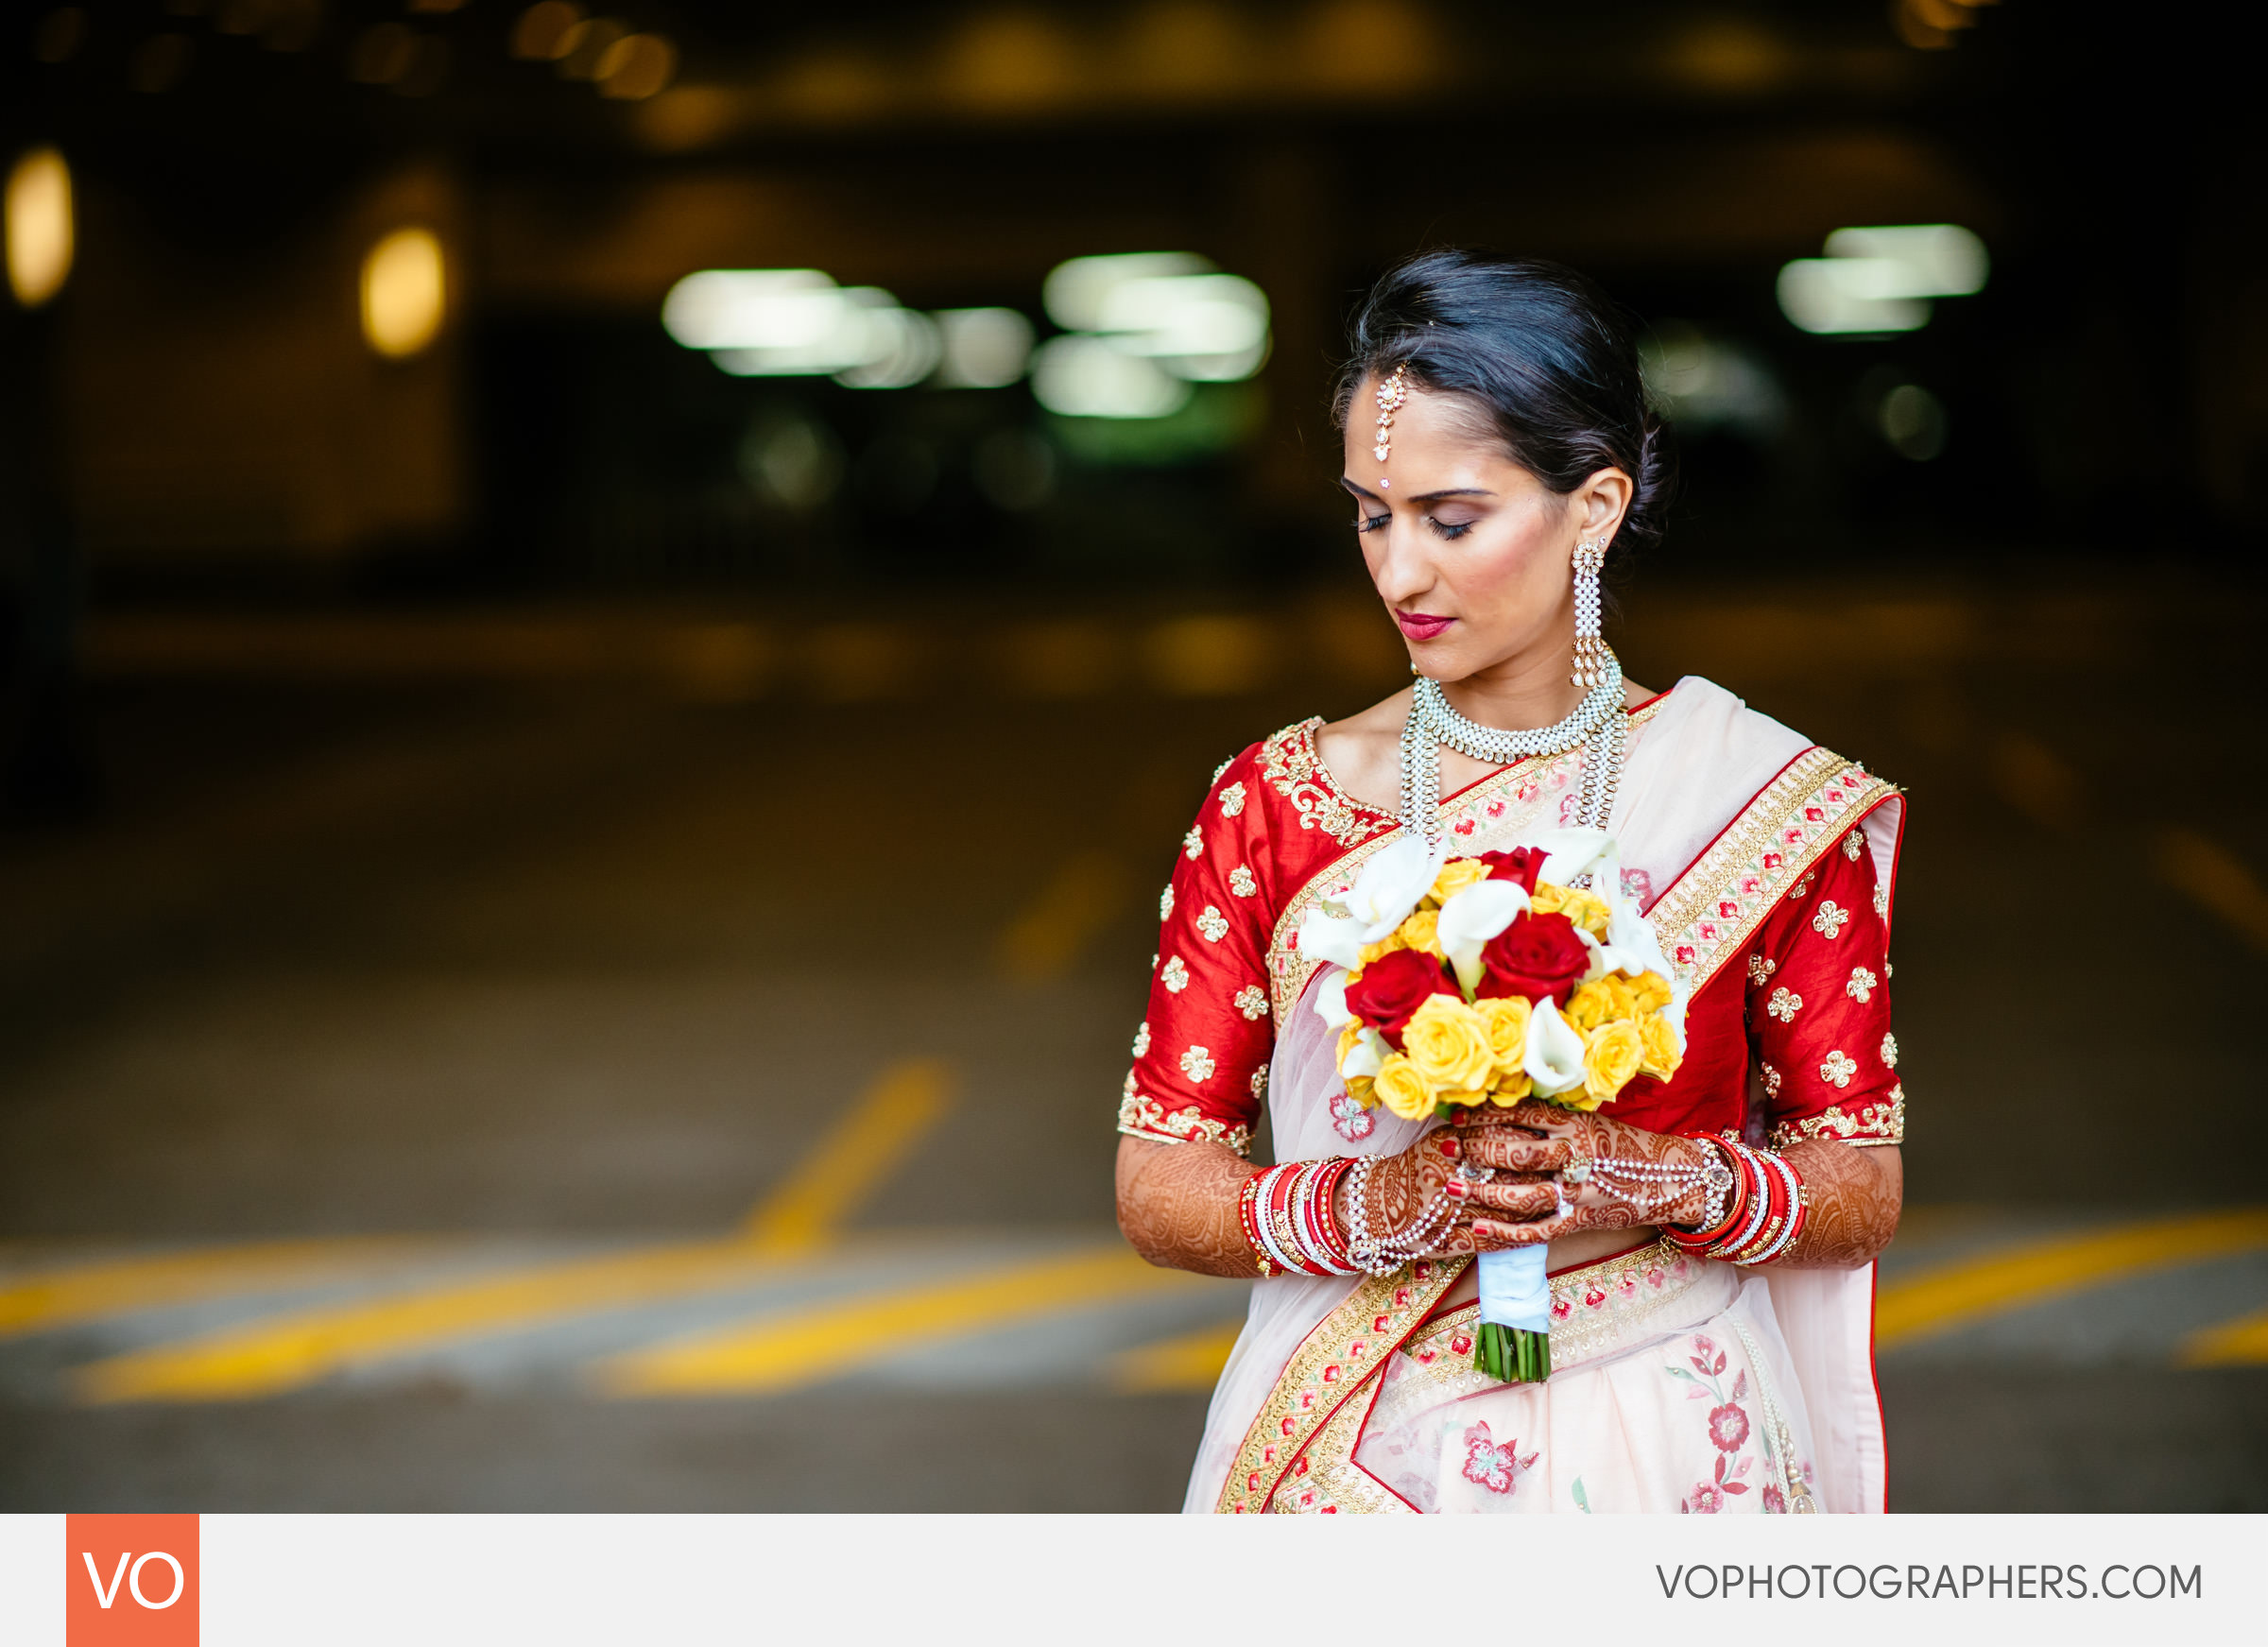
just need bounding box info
[1772,1141,1901,1267]
[1115,1135,1263,1278]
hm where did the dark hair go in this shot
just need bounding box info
[1333,249,1671,554]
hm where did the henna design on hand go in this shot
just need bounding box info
[1775,1141,1901,1267]
[1115,1135,1263,1278]
[1346,1121,1560,1259]
[1454,1100,1719,1232]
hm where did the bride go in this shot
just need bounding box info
[1114,250,1905,1515]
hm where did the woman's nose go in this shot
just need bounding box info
[1371,525,1433,605]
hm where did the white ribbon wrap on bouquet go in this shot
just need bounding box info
[1476,1245,1551,1332]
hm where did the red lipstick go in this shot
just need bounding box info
[1395,610,1454,641]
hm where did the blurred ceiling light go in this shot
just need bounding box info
[1097,271,1269,380]
[511,2,581,60]
[361,227,447,360]
[596,33,677,100]
[1043,252,1272,396]
[407,0,470,11]
[558,17,627,80]
[5,146,74,309]
[665,268,939,386]
[941,11,1080,112]
[34,7,89,62]
[1894,0,1990,51]
[933,307,1035,388]
[1043,251,1209,331]
[1778,223,1987,335]
[1031,335,1193,420]
[1823,224,1988,296]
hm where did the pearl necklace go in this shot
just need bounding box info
[1399,645,1628,850]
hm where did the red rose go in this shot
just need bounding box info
[1477,847,1545,893]
[1344,947,1455,1048]
[1475,911,1589,1005]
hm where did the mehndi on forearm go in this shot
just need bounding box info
[1115,1136,1263,1278]
[1773,1141,1901,1267]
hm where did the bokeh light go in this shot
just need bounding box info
[934,308,1036,388]
[360,227,448,360]
[1031,335,1192,420]
[1778,223,1987,335]
[5,146,74,310]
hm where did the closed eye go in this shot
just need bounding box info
[1428,516,1473,540]
[1355,511,1391,534]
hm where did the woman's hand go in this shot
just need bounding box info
[1338,1116,1562,1259]
[1449,1099,1722,1237]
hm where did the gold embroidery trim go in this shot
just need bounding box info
[1263,698,1670,1026]
[1770,1085,1905,1151]
[1115,1085,1253,1157]
[1644,748,1901,999]
[1216,1257,1467,1513]
[1257,718,1397,852]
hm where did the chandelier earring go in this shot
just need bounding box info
[1571,537,1607,688]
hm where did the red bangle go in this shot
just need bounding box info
[1663,1134,1747,1250]
[1237,1172,1281,1277]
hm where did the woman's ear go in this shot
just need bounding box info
[1573,467,1634,542]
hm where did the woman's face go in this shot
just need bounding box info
[1341,378,1624,684]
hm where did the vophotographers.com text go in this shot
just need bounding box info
[1658,1564,2202,1602]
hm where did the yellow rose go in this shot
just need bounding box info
[1486,1070,1535,1107]
[1563,977,1631,1034]
[1581,1019,1645,1107]
[1400,994,1495,1094]
[1394,907,1443,957]
[1430,859,1490,903]
[1346,1074,1378,1109]
[1372,1054,1436,1121]
[1628,970,1675,1015]
[1532,883,1611,938]
[1639,1012,1684,1081]
[1474,995,1531,1075]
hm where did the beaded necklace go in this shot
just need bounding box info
[1398,644,1628,852]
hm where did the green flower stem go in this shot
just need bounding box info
[1474,1322,1551,1384]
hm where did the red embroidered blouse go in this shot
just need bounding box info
[1116,718,1904,1159]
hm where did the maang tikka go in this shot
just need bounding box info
[1372,362,1410,472]
[1571,538,1607,687]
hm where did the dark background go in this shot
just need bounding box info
[1,0,2263,1514]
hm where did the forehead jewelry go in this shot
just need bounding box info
[1372,361,1410,484]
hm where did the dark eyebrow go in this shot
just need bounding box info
[1339,477,1381,502]
[1409,488,1495,504]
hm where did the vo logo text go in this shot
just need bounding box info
[66,1515,198,1646]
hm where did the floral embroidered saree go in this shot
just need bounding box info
[1118,678,1905,1514]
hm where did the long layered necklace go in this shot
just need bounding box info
[1398,645,1628,850]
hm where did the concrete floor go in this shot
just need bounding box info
[3,575,2263,1510]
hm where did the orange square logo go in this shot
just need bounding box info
[67,1515,198,1646]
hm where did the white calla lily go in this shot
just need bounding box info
[1436,880,1529,993]
[1341,834,1444,940]
[1523,828,1616,890]
[1339,1028,1387,1081]
[1312,971,1353,1031]
[1522,995,1589,1096]
[1296,905,1366,971]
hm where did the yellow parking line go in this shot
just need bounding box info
[2177,1306,2268,1367]
[0,1239,432,1340]
[598,1245,1203,1398]
[72,1239,804,1404]
[995,851,1129,983]
[1877,1209,2268,1348]
[1106,1320,1243,1394]
[74,1058,954,1403]
[741,1059,953,1251]
[2156,828,2268,952]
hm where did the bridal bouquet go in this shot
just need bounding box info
[1299,829,1686,1382]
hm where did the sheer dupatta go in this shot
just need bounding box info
[1184,678,1902,1514]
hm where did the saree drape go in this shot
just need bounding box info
[1153,678,1903,1515]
